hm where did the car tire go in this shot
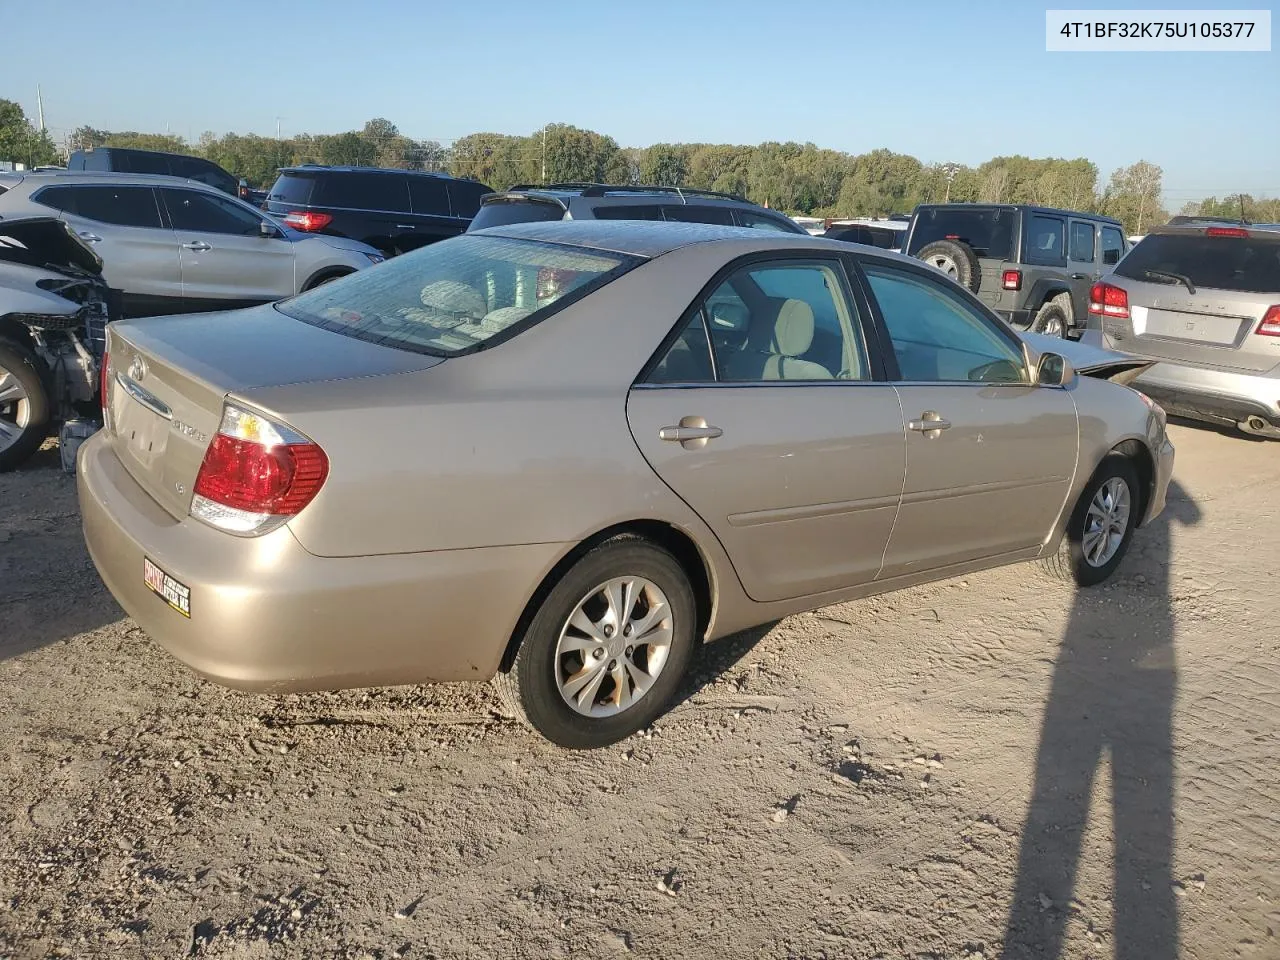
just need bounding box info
[494,536,697,749]
[915,239,981,293]
[0,339,51,472]
[1041,453,1141,587]
[302,269,351,291]
[1032,293,1073,338]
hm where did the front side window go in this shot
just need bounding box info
[1069,221,1096,262]
[277,235,638,356]
[37,185,163,229]
[862,262,1026,383]
[162,189,264,235]
[1024,215,1065,265]
[705,260,868,381]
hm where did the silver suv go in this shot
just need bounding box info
[1086,219,1280,438]
[0,171,384,317]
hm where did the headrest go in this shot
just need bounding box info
[419,280,486,319]
[772,299,815,357]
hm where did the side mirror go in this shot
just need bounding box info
[259,220,278,238]
[1037,352,1076,387]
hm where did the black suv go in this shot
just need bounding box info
[263,166,493,257]
[68,148,239,196]
[901,203,1130,338]
[467,183,806,235]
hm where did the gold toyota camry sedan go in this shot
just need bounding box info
[79,220,1174,748]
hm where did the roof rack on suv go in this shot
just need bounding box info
[505,182,748,203]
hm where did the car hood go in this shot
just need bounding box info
[0,216,103,278]
[1020,331,1155,386]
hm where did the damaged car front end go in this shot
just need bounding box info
[0,216,118,470]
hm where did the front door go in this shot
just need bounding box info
[857,259,1079,578]
[627,257,906,603]
[159,187,296,309]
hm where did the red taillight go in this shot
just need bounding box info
[1002,269,1022,291]
[1257,305,1280,337]
[944,234,961,240]
[283,211,333,232]
[1089,281,1129,319]
[1206,227,1249,238]
[99,350,110,409]
[190,403,328,535]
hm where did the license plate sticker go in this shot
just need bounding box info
[143,557,191,618]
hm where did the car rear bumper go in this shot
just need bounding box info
[77,432,565,693]
[1133,360,1280,430]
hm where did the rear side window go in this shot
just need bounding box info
[277,234,638,356]
[1100,226,1125,265]
[314,173,410,212]
[1024,215,1065,265]
[662,205,734,225]
[36,185,163,228]
[267,174,317,205]
[174,157,236,194]
[1114,232,1280,293]
[468,198,565,231]
[1069,221,1095,262]
[592,204,664,221]
[906,207,1014,259]
[736,209,803,233]
[408,177,449,216]
[446,180,489,218]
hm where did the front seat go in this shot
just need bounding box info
[721,299,833,381]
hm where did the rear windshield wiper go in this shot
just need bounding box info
[1143,269,1197,295]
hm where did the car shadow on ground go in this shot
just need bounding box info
[1001,479,1200,959]
[668,620,783,712]
[0,450,124,662]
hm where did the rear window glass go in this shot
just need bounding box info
[314,173,410,212]
[468,198,565,231]
[277,235,639,356]
[907,207,1014,259]
[1115,232,1280,293]
[267,174,317,205]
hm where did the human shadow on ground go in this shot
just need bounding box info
[1002,479,1201,958]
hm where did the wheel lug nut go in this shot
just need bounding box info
[625,645,634,657]
[608,660,617,670]
[603,625,614,637]
[623,625,631,636]
[593,647,605,659]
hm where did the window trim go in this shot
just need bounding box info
[635,250,889,388]
[847,253,1032,386]
[32,183,167,230]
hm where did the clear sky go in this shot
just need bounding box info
[2,0,1276,206]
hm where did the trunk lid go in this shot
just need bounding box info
[103,303,443,520]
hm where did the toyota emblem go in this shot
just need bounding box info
[128,355,147,382]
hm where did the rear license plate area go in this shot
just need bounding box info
[1138,307,1245,346]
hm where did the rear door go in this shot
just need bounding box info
[627,256,906,603]
[33,183,182,316]
[406,176,462,249]
[1066,218,1099,323]
[1107,228,1280,371]
[159,187,295,308]
[315,173,415,254]
[857,257,1078,577]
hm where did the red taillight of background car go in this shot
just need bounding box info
[190,403,328,535]
[1002,269,1022,291]
[1089,281,1130,319]
[1257,305,1280,337]
[1206,227,1250,238]
[536,267,579,301]
[283,211,333,232]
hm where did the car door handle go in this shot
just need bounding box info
[1070,273,1089,280]
[395,224,417,230]
[182,241,213,251]
[659,425,723,442]
[78,232,102,243]
[908,413,952,433]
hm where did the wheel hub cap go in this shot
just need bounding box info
[554,576,674,718]
[0,367,32,454]
[1082,477,1131,568]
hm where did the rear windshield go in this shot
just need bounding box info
[468,198,565,231]
[1114,232,1280,293]
[267,173,317,205]
[907,207,1014,259]
[277,234,639,356]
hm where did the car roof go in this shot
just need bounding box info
[0,170,224,189]
[913,202,1124,226]
[488,183,752,205]
[473,219,893,258]
[278,165,467,181]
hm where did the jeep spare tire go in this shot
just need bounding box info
[915,239,981,293]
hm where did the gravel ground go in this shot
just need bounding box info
[0,423,1276,960]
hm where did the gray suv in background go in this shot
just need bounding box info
[1086,219,1280,439]
[903,203,1130,338]
[467,183,807,234]
[0,172,384,316]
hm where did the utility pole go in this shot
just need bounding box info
[36,85,45,131]
[942,162,960,202]
[541,125,547,183]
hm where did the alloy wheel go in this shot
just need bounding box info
[1082,477,1131,567]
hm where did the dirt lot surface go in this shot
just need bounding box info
[1,423,1276,960]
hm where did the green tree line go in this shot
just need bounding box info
[5,102,1271,234]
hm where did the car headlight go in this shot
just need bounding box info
[364,252,385,265]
